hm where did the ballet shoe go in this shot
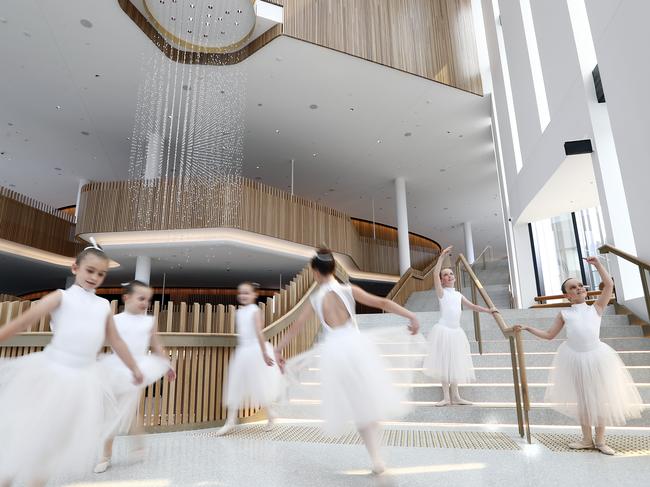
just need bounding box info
[371,460,386,475]
[264,417,276,432]
[594,443,615,456]
[451,397,472,406]
[93,458,111,474]
[215,421,236,437]
[435,399,451,407]
[568,440,594,450]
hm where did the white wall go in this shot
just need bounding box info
[479,0,647,314]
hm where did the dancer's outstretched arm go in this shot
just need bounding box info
[587,256,614,315]
[434,246,453,300]
[351,285,420,335]
[515,313,564,340]
[274,303,314,370]
[461,296,499,316]
[106,314,143,385]
[150,329,176,380]
[0,291,61,342]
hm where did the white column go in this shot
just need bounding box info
[394,177,411,275]
[463,221,476,263]
[135,255,152,285]
[144,132,162,180]
[74,179,88,220]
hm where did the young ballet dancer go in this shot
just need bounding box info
[516,256,642,455]
[0,245,144,487]
[274,248,420,475]
[94,280,176,474]
[216,281,283,436]
[423,246,499,406]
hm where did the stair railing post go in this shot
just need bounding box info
[471,282,482,355]
[515,329,532,443]
[639,267,650,323]
[508,335,525,438]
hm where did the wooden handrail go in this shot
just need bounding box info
[599,244,650,271]
[454,253,531,443]
[599,244,650,321]
[384,254,440,306]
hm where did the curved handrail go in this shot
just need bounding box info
[599,244,650,321]
[384,254,440,306]
[454,253,531,443]
[599,244,650,271]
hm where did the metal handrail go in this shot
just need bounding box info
[599,244,650,321]
[472,245,494,271]
[454,253,531,443]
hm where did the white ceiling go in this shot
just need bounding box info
[0,0,505,262]
[517,153,599,223]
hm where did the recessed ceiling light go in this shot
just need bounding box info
[459,134,463,138]
[440,168,446,172]
[0,18,7,24]
[80,131,90,136]
[309,104,318,109]
[171,16,176,21]
[23,31,31,38]
[257,103,263,107]
[182,84,191,91]
[349,107,355,111]
[443,207,448,210]
[404,132,412,137]
[54,167,62,171]
[80,19,93,28]
[7,122,13,126]
[56,105,62,110]
[256,165,260,169]
[275,129,280,134]
[377,139,382,144]
[312,153,318,157]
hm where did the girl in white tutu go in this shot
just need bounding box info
[424,246,499,406]
[274,248,420,474]
[0,246,143,487]
[94,280,176,474]
[217,282,283,436]
[517,256,642,455]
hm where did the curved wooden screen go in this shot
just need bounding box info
[0,186,81,256]
[118,0,482,94]
[77,177,439,275]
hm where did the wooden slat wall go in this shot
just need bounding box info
[0,263,347,430]
[76,177,438,274]
[0,186,81,256]
[277,0,482,95]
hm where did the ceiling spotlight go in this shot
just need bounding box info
[404,132,412,137]
[171,16,176,21]
[257,103,263,107]
[275,129,280,134]
[56,105,62,110]
[81,131,90,136]
[207,5,213,9]
[187,29,192,33]
[377,139,382,144]
[188,17,193,21]
[237,9,243,13]
[225,10,230,14]
[80,19,93,28]
[309,104,318,109]
[312,153,318,157]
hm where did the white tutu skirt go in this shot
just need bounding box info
[545,342,643,426]
[99,353,170,435]
[0,352,109,481]
[315,325,409,436]
[423,324,475,384]
[224,341,283,410]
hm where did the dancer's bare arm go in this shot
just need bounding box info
[434,246,453,300]
[106,314,143,384]
[587,257,614,315]
[0,291,61,342]
[514,313,564,340]
[351,285,420,335]
[255,309,274,366]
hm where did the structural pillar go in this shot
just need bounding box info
[135,255,152,285]
[463,221,475,263]
[74,179,88,220]
[395,177,411,275]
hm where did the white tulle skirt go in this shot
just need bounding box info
[224,341,283,410]
[99,353,170,435]
[0,351,110,481]
[313,324,409,436]
[423,323,475,384]
[545,342,643,426]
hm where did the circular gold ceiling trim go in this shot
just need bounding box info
[143,0,256,54]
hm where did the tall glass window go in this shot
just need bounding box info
[530,207,607,295]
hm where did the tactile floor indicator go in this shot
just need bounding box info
[196,424,521,450]
[534,433,650,456]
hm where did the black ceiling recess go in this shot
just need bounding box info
[592,65,606,103]
[564,139,593,156]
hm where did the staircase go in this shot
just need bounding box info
[278,306,650,430]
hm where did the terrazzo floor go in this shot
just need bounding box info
[50,424,650,487]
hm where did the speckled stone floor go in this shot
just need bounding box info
[51,423,650,487]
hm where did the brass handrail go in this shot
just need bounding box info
[454,253,531,443]
[599,244,650,321]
